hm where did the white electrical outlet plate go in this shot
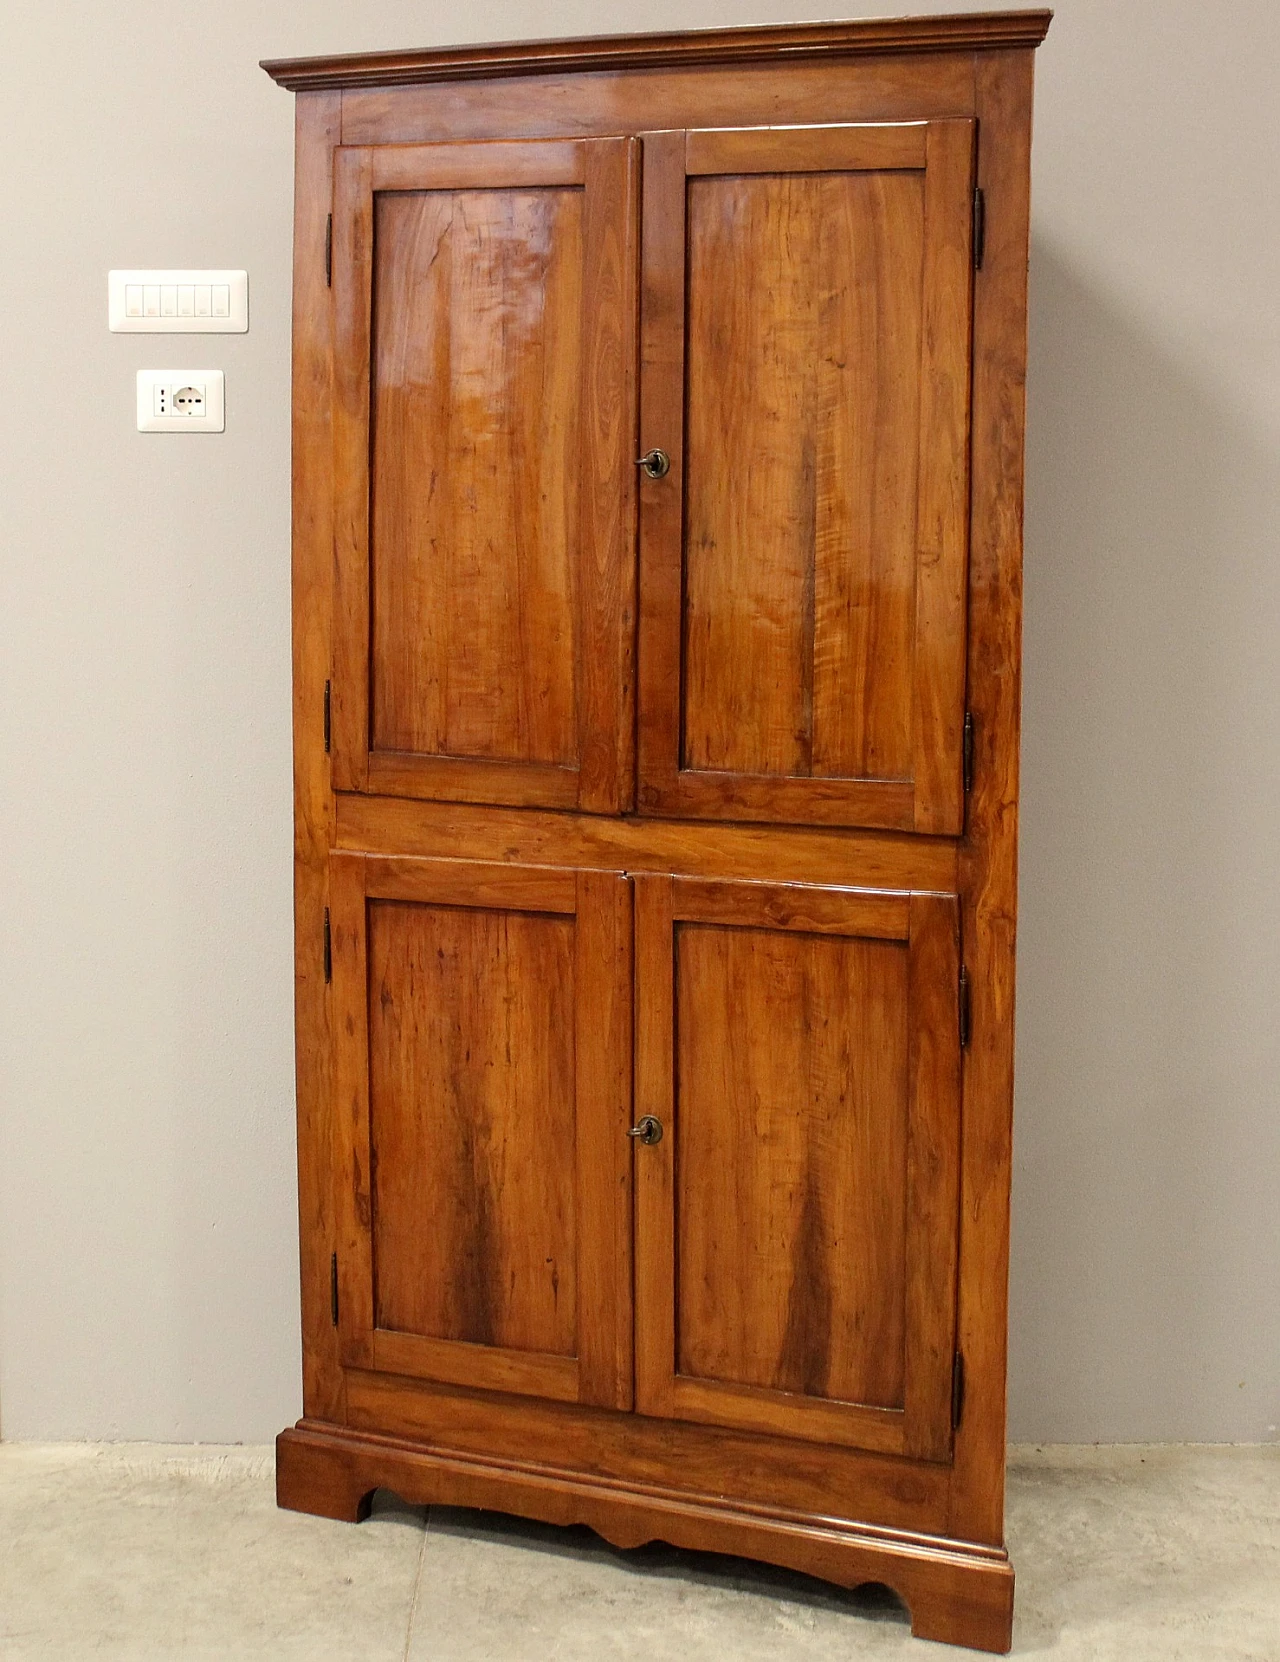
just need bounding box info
[136,370,225,433]
[110,270,248,332]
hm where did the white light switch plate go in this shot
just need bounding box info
[110,270,248,332]
[137,370,225,432]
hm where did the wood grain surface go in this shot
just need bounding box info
[638,119,974,832]
[328,854,633,1409]
[261,12,1052,89]
[673,920,910,1411]
[369,184,584,768]
[289,88,343,1423]
[633,875,962,1460]
[335,795,959,892]
[338,55,977,148]
[331,137,638,812]
[681,165,922,784]
[367,897,578,1355]
[948,46,1037,1552]
[276,1420,1015,1650]
[272,23,1047,1650]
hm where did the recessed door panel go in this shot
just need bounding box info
[637,122,975,832]
[332,139,639,812]
[369,187,583,770]
[674,920,909,1409]
[634,875,962,1461]
[683,170,922,785]
[330,854,633,1408]
[368,898,578,1357]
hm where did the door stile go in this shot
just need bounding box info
[902,891,963,1459]
[328,849,374,1367]
[573,869,636,1407]
[632,872,677,1417]
[329,149,374,792]
[578,140,641,814]
[635,133,688,814]
[911,119,977,834]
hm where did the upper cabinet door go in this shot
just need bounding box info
[331,139,639,813]
[637,123,976,833]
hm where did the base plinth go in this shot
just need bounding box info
[276,1421,1014,1652]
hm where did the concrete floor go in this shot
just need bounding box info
[0,1444,1275,1659]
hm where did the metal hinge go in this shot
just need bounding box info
[323,679,331,753]
[330,1251,339,1327]
[323,908,332,984]
[962,710,975,794]
[325,214,333,286]
[952,1351,966,1429]
[973,187,986,270]
[959,965,971,1050]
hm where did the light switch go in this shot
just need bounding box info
[109,270,248,332]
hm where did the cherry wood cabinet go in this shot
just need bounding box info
[265,13,1048,1652]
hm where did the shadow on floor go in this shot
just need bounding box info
[401,1496,911,1629]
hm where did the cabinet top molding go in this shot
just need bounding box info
[261,11,1052,92]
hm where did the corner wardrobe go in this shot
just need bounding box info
[263,13,1048,1651]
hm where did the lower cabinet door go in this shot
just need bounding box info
[328,853,633,1409]
[633,875,962,1462]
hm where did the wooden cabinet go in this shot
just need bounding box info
[265,13,1048,1654]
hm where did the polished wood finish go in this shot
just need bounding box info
[633,878,960,1460]
[290,90,343,1425]
[949,46,1037,1550]
[329,854,633,1409]
[271,20,1046,1653]
[261,12,1051,91]
[637,119,974,831]
[331,136,638,812]
[277,1421,1014,1652]
[339,56,980,149]
[335,796,959,891]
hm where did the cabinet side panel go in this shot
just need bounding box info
[951,47,1035,1546]
[292,89,343,1423]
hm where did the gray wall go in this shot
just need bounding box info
[1,0,1276,1443]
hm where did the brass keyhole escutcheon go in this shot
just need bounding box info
[635,448,671,480]
[627,1114,664,1145]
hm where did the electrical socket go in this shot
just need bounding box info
[137,370,224,433]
